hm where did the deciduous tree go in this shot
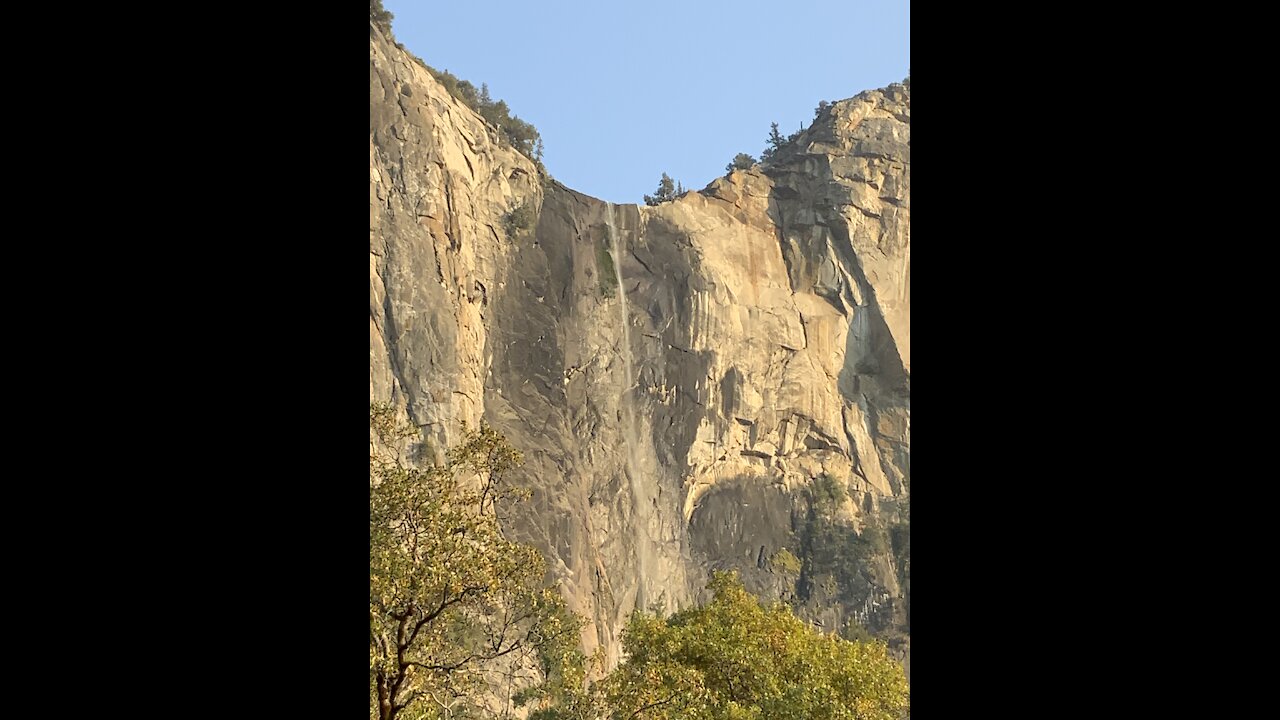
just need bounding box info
[369,405,585,720]
[602,572,908,720]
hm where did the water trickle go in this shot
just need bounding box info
[605,202,652,610]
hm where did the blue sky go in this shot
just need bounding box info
[383,1,909,205]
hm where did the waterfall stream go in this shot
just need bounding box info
[605,202,652,610]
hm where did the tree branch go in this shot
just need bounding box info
[405,584,487,649]
[404,638,526,677]
[630,694,679,719]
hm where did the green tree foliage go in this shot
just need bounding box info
[368,404,906,719]
[814,100,830,118]
[767,121,786,150]
[770,548,803,575]
[726,153,756,174]
[595,241,618,299]
[369,405,586,720]
[760,120,808,163]
[374,9,544,168]
[859,520,889,556]
[890,521,909,575]
[643,173,680,206]
[516,633,601,720]
[796,476,892,607]
[760,122,786,162]
[503,201,537,238]
[370,0,394,36]
[425,71,545,170]
[602,572,909,720]
[813,473,847,508]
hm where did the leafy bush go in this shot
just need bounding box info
[503,201,536,238]
[796,476,902,608]
[595,240,618,299]
[799,516,858,602]
[859,520,889,556]
[812,473,847,509]
[369,0,394,36]
[890,520,910,586]
[771,548,803,575]
[726,152,756,174]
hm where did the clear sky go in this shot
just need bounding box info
[383,1,910,205]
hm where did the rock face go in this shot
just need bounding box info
[370,24,910,675]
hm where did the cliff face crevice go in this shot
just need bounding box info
[370,25,910,673]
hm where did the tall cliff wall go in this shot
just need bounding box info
[370,25,910,675]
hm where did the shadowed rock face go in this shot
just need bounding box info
[370,25,910,674]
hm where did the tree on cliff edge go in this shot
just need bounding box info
[370,0,394,35]
[644,173,679,206]
[761,121,786,162]
[726,153,756,174]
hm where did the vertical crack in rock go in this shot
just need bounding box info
[606,202,654,610]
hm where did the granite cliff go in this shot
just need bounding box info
[369,25,910,677]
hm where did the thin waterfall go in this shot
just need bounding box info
[605,202,652,610]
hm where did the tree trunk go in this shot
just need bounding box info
[377,673,393,719]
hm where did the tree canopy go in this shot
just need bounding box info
[726,153,756,174]
[425,71,545,168]
[760,122,787,162]
[370,0,394,36]
[369,405,585,720]
[371,3,545,171]
[369,405,907,719]
[643,173,682,206]
[602,572,909,720]
[760,121,807,163]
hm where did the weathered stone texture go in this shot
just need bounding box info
[371,25,910,674]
